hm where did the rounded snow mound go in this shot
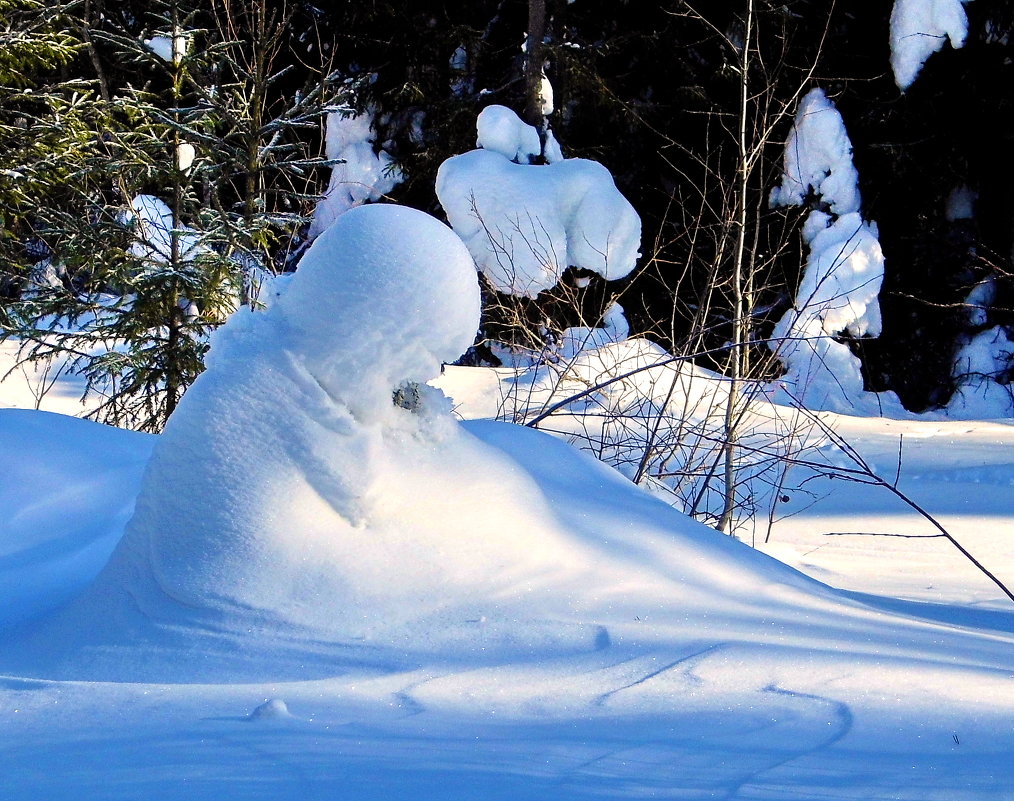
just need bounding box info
[7,205,839,683]
[34,205,514,666]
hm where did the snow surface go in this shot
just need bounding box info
[3,375,1014,798]
[309,108,403,239]
[890,0,973,90]
[438,107,640,297]
[3,202,1014,798]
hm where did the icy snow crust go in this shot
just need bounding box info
[437,107,640,297]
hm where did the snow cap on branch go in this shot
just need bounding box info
[309,107,402,239]
[769,89,861,215]
[438,106,640,298]
[769,90,890,412]
[890,0,973,90]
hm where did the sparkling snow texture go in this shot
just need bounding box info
[437,106,640,297]
[890,0,973,90]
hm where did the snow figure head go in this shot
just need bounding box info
[275,204,480,418]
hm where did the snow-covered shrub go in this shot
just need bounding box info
[768,89,902,415]
[947,326,1014,418]
[478,335,819,534]
[437,106,640,300]
[309,105,403,239]
[890,0,974,90]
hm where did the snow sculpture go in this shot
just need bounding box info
[769,89,895,413]
[309,108,402,239]
[889,0,973,90]
[89,204,494,636]
[436,106,640,298]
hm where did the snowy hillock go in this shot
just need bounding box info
[436,106,640,298]
[1,202,906,684]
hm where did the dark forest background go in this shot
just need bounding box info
[2,0,1012,428]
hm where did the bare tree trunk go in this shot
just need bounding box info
[524,0,547,155]
[718,0,754,534]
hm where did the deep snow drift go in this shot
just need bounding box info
[5,203,857,682]
[5,201,1011,692]
[3,377,1014,799]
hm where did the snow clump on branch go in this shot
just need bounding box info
[436,105,640,298]
[889,0,974,90]
[309,107,403,239]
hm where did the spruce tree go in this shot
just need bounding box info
[2,0,333,431]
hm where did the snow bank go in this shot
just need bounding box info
[309,108,402,239]
[890,0,973,90]
[16,204,514,667]
[7,204,842,681]
[4,402,1014,797]
[0,410,154,627]
[460,334,822,527]
[437,106,640,297]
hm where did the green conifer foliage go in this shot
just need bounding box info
[2,0,333,431]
